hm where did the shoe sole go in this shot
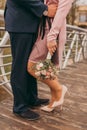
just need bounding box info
[14,113,40,121]
[29,102,49,109]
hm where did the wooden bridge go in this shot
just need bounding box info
[0,60,87,130]
[0,10,87,130]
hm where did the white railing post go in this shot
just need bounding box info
[0,9,4,21]
[77,35,86,62]
[62,33,77,68]
[74,33,79,62]
[84,33,87,59]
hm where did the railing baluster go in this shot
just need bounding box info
[75,32,79,62]
[62,33,77,68]
[77,35,86,62]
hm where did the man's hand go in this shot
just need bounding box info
[47,40,57,55]
[47,4,58,17]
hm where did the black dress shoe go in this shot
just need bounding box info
[31,98,49,107]
[14,109,40,121]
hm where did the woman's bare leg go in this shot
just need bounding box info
[27,61,62,108]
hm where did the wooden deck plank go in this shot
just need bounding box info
[0,60,87,130]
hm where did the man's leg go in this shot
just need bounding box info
[9,32,38,113]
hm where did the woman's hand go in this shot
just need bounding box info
[47,40,57,55]
[47,4,58,17]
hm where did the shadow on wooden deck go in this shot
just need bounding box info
[0,60,87,130]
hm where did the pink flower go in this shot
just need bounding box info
[36,63,43,70]
[48,68,52,72]
[46,72,51,76]
[36,65,41,70]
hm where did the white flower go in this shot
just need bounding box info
[45,76,50,79]
[36,64,41,70]
[41,70,46,75]
[38,63,44,67]
[35,71,41,76]
[50,72,54,77]
[36,63,43,70]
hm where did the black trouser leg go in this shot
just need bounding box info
[9,32,38,113]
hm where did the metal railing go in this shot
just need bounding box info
[0,9,87,95]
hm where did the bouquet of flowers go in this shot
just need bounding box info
[33,53,59,80]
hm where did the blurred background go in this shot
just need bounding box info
[67,0,87,28]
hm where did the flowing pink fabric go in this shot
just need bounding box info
[29,0,73,67]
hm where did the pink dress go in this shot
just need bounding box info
[29,0,73,67]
